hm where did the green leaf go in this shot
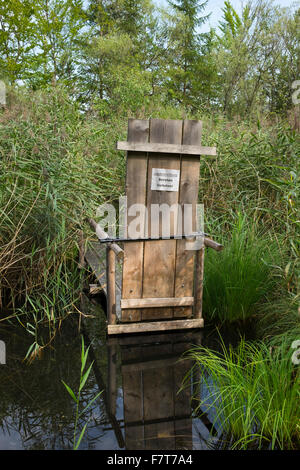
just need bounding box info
[79,391,103,417]
[61,380,78,404]
[74,423,88,450]
[79,362,93,392]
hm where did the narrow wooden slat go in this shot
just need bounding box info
[143,347,175,449]
[122,366,144,449]
[174,359,193,449]
[108,318,204,335]
[194,247,205,319]
[174,120,202,318]
[121,296,194,309]
[142,119,183,320]
[117,141,216,156]
[122,355,180,372]
[106,246,116,325]
[107,343,117,416]
[121,119,149,322]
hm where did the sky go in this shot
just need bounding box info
[155,0,298,31]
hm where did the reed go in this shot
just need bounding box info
[203,213,287,324]
[187,337,300,450]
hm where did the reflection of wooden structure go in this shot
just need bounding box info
[84,118,223,335]
[118,332,202,450]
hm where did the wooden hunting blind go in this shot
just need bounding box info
[85,118,223,335]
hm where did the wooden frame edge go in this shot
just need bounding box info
[107,318,204,335]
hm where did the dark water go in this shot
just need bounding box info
[0,297,246,450]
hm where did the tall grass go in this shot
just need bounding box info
[187,338,300,450]
[0,86,299,350]
[0,87,126,353]
[203,214,286,324]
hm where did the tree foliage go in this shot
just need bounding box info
[0,0,299,116]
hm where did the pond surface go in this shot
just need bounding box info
[0,297,248,450]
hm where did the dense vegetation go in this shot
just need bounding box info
[0,0,299,449]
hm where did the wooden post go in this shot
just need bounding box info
[107,342,117,416]
[194,246,205,319]
[106,246,116,325]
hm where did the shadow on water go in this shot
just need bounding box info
[0,295,253,450]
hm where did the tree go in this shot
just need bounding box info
[30,0,86,88]
[0,0,36,84]
[215,0,292,117]
[163,0,216,109]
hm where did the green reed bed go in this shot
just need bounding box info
[0,88,126,356]
[203,214,288,324]
[187,338,300,450]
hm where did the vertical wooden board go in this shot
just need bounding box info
[142,119,183,320]
[143,366,176,449]
[122,368,144,449]
[121,119,149,322]
[107,343,118,416]
[174,120,202,318]
[173,359,193,449]
[194,246,205,319]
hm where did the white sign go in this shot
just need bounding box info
[151,168,180,192]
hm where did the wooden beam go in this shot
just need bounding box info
[121,296,194,309]
[122,355,180,372]
[204,237,224,251]
[117,141,217,157]
[106,246,117,325]
[86,217,124,259]
[194,247,204,319]
[108,318,204,335]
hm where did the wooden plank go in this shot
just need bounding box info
[174,120,202,318]
[106,246,116,325]
[194,246,204,319]
[121,119,149,323]
[117,141,217,156]
[143,348,175,450]
[142,119,183,320]
[108,318,204,335]
[122,367,144,449]
[107,343,117,416]
[122,355,180,373]
[173,359,193,449]
[121,296,194,309]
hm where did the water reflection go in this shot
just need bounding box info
[0,298,221,450]
[113,331,202,450]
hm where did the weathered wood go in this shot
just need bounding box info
[204,237,224,251]
[142,119,183,320]
[85,241,122,319]
[174,120,202,318]
[122,355,180,373]
[143,364,175,449]
[121,119,149,323]
[86,217,124,259]
[106,246,116,325]
[194,247,205,319]
[107,342,117,416]
[108,318,204,335]
[121,296,194,309]
[117,141,217,156]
